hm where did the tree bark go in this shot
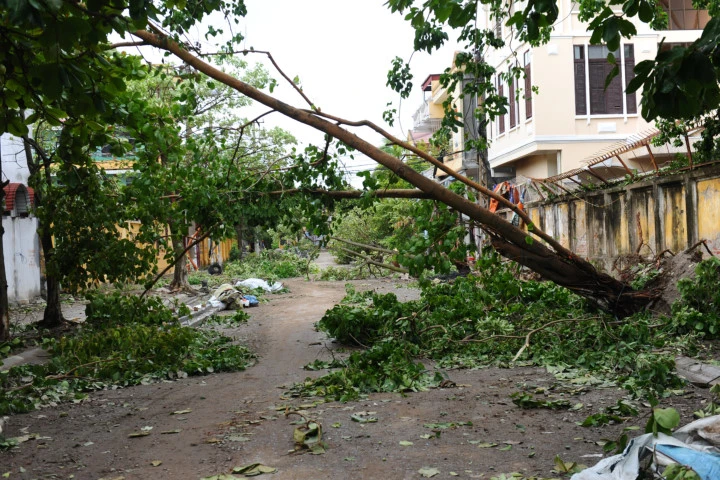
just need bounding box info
[38,228,64,328]
[168,224,189,290]
[21,131,65,328]
[234,220,245,260]
[134,30,650,316]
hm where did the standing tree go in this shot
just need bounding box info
[120,59,293,290]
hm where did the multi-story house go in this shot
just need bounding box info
[484,0,709,183]
[408,1,710,186]
[409,71,484,185]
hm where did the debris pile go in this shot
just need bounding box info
[573,415,720,480]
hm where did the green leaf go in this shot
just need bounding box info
[232,463,277,476]
[653,407,680,430]
[638,0,654,22]
[418,467,440,478]
[7,115,29,136]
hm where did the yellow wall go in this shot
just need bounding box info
[117,221,236,276]
[662,184,687,254]
[697,178,720,256]
[521,169,720,272]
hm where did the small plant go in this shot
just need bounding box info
[600,425,640,454]
[662,464,701,480]
[0,337,25,361]
[672,258,720,337]
[693,384,720,418]
[645,405,681,436]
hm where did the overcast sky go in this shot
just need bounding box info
[228,1,460,181]
[126,1,460,183]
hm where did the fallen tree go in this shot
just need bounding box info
[133,28,650,317]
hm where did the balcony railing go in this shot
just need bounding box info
[412,100,442,133]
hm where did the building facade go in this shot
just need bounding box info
[408,1,709,185]
[483,0,709,181]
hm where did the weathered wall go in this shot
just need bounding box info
[121,221,234,274]
[2,216,41,303]
[522,166,720,272]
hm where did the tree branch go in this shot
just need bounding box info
[335,246,408,274]
[107,41,148,49]
[329,236,398,255]
[141,228,214,298]
[131,28,646,315]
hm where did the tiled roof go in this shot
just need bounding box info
[3,183,33,213]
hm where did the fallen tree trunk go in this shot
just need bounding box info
[329,237,398,256]
[335,246,408,274]
[133,29,651,317]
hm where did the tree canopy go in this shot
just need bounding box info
[2,0,718,319]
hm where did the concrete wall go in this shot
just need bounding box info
[2,216,41,303]
[521,166,720,272]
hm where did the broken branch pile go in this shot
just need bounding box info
[292,255,720,402]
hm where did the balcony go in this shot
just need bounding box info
[412,100,442,134]
[431,82,448,104]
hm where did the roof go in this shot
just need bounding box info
[4,183,34,213]
[420,74,441,92]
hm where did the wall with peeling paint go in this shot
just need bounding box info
[520,166,720,272]
[2,216,41,303]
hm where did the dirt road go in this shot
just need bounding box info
[1,277,705,479]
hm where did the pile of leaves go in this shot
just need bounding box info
[289,340,443,402]
[0,293,254,415]
[296,253,720,401]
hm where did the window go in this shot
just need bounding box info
[497,76,505,135]
[574,44,637,116]
[660,0,710,30]
[574,46,586,115]
[524,50,532,119]
[508,68,516,129]
[659,41,693,53]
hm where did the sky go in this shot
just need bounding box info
[181,0,461,184]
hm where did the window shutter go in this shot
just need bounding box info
[605,59,624,114]
[498,79,505,134]
[588,60,605,114]
[624,45,637,114]
[509,70,516,128]
[524,51,532,119]
[574,46,587,115]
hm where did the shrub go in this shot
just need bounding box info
[672,257,720,337]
